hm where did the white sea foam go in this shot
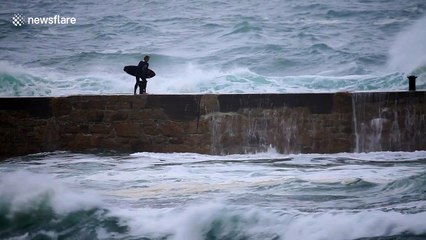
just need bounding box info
[75,150,426,199]
[0,170,101,215]
[0,59,410,96]
[280,210,426,240]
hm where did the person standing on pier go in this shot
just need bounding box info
[134,55,150,95]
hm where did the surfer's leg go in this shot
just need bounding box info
[140,80,147,94]
[134,77,140,95]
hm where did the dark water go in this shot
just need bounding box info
[1,151,425,239]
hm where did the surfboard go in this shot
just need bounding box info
[123,65,156,78]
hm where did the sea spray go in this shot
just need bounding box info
[387,15,426,75]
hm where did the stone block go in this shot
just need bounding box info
[187,119,208,134]
[89,123,111,134]
[87,111,104,123]
[70,133,94,150]
[168,136,184,144]
[105,101,133,110]
[0,97,52,119]
[114,123,143,137]
[145,95,201,120]
[59,122,81,134]
[151,135,168,144]
[128,110,149,121]
[159,121,184,137]
[130,97,148,110]
[107,111,129,122]
[51,98,72,116]
[79,124,89,134]
[68,110,90,123]
[333,92,352,113]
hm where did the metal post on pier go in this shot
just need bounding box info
[407,75,417,91]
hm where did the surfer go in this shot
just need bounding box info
[134,55,150,94]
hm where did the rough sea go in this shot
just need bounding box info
[1,0,426,239]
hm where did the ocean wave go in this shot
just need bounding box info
[0,60,416,96]
[0,171,127,239]
[382,172,426,196]
[0,71,118,97]
[0,170,100,215]
[1,152,426,239]
[0,206,126,240]
[0,60,130,96]
[110,202,426,240]
[223,21,262,36]
[0,72,52,96]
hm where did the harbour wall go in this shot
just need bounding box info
[0,92,425,159]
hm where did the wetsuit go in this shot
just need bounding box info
[134,60,149,94]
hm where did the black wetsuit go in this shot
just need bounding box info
[134,60,149,94]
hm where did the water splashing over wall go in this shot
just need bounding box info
[202,93,354,155]
[207,108,303,154]
[352,92,426,152]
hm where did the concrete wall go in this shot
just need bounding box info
[0,92,425,159]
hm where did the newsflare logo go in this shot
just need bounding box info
[11,13,77,27]
[12,13,25,27]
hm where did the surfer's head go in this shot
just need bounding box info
[144,55,150,62]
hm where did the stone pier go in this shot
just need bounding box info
[0,92,425,159]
